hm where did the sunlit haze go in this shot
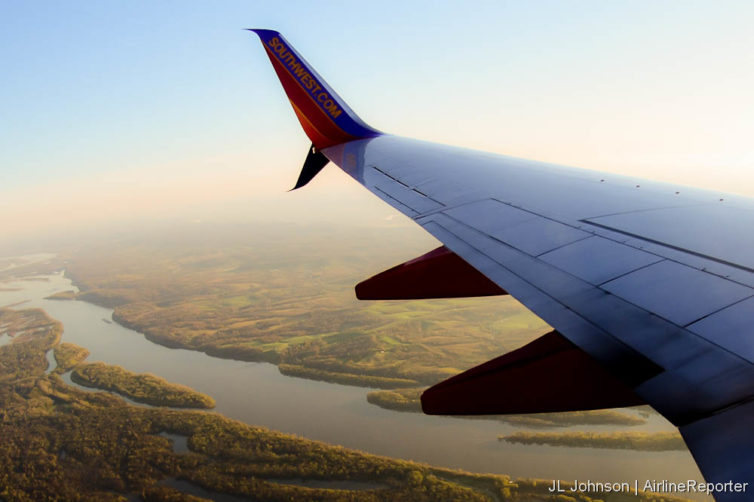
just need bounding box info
[3,1,753,244]
[3,4,752,494]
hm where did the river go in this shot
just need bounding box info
[0,270,708,496]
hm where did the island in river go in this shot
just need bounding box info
[1,306,691,502]
[71,360,216,409]
[500,431,686,451]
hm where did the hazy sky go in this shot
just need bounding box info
[2,1,754,241]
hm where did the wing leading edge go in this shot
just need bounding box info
[249,30,754,498]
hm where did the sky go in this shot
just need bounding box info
[2,1,754,242]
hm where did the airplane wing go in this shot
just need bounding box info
[249,29,754,499]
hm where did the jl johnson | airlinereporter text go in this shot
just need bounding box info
[549,479,748,495]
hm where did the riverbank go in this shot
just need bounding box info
[0,266,708,498]
[53,342,90,372]
[3,305,693,502]
[71,361,216,409]
[500,431,686,451]
[366,388,650,428]
[59,231,550,395]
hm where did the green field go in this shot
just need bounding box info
[57,224,550,398]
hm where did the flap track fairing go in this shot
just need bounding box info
[421,330,646,415]
[356,246,507,300]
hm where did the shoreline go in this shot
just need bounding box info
[51,272,663,431]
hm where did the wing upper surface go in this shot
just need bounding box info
[324,136,754,429]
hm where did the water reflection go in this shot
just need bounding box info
[159,432,189,454]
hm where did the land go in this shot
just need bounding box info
[71,362,216,409]
[0,306,691,502]
[365,388,648,427]
[52,342,214,409]
[366,388,423,412]
[61,225,550,387]
[279,363,418,388]
[51,225,583,411]
[500,431,686,451]
[0,307,61,381]
[10,223,667,433]
[496,411,647,428]
[46,290,78,300]
[53,342,90,372]
[0,254,60,283]
[0,224,692,499]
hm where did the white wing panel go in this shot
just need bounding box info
[492,217,591,256]
[586,204,754,272]
[602,261,753,326]
[539,236,663,285]
[688,297,754,364]
[445,200,537,234]
[446,200,590,256]
[367,166,443,214]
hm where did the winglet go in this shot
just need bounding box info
[248,29,381,149]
